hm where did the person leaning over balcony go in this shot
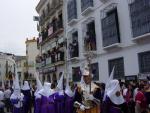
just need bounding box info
[72,38,79,57]
[84,31,90,51]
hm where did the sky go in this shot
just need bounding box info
[0,0,40,56]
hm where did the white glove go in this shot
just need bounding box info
[80,105,85,111]
[88,94,94,100]
[35,93,41,99]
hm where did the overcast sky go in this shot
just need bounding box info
[0,0,39,56]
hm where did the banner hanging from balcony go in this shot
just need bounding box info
[39,36,42,43]
[48,26,53,36]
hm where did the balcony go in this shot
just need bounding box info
[101,8,121,49]
[129,0,150,42]
[46,57,51,66]
[68,40,79,60]
[83,20,97,53]
[81,0,94,15]
[103,43,122,50]
[35,62,41,69]
[44,9,55,22]
[100,0,109,3]
[39,21,64,45]
[68,19,78,26]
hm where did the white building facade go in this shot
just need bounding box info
[26,38,39,84]
[64,0,150,83]
[0,53,15,86]
[36,0,65,84]
[16,56,28,85]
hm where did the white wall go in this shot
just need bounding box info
[65,0,150,82]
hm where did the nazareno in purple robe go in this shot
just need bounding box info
[21,90,31,113]
[102,96,127,113]
[10,99,24,113]
[54,92,65,113]
[39,94,55,113]
[34,97,41,113]
[64,94,74,113]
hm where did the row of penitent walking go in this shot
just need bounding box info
[0,66,150,113]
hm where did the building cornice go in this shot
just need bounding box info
[36,0,47,13]
[25,37,37,44]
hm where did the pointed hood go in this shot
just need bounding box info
[38,82,51,97]
[57,72,64,95]
[106,80,124,105]
[22,81,30,90]
[103,66,115,101]
[65,74,74,97]
[11,66,22,98]
[13,68,20,90]
[35,72,43,91]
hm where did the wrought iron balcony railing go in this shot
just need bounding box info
[81,0,94,12]
[101,9,120,47]
[129,0,150,38]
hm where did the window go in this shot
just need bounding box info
[108,57,124,79]
[47,3,50,12]
[67,0,77,22]
[18,72,21,79]
[69,31,79,58]
[42,75,45,82]
[90,63,99,81]
[52,18,57,32]
[129,0,150,38]
[138,51,150,73]
[58,13,63,28]
[81,0,93,12]
[101,8,120,47]
[47,74,51,82]
[84,20,97,51]
[72,67,81,82]
[43,10,45,18]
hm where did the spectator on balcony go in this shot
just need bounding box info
[84,31,90,51]
[69,43,73,58]
[51,48,56,63]
[72,38,79,57]
[56,44,60,61]
[48,50,51,58]
[89,30,96,51]
[57,44,64,61]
